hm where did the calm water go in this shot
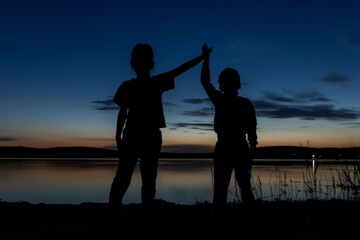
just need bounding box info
[0,159,359,204]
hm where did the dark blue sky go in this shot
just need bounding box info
[1,0,360,151]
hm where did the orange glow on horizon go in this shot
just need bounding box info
[1,130,358,150]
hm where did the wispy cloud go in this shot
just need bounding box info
[182,98,211,104]
[163,101,178,107]
[170,122,213,131]
[92,99,177,111]
[295,90,331,102]
[0,137,17,142]
[253,101,360,121]
[181,89,352,121]
[91,97,119,111]
[163,101,178,112]
[181,98,213,117]
[340,122,360,128]
[263,89,331,103]
[317,73,349,84]
[262,92,297,103]
[253,88,360,121]
[182,107,214,117]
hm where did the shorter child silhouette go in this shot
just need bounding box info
[201,44,257,220]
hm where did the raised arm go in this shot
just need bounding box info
[165,44,210,78]
[201,44,218,103]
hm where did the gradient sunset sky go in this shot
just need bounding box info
[1,0,360,152]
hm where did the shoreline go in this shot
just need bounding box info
[1,146,359,160]
[1,199,360,239]
[1,157,359,164]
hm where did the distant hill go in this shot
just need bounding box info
[0,146,359,159]
[0,146,117,158]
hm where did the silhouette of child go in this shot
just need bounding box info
[201,44,257,220]
[109,43,209,217]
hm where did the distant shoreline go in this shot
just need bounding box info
[0,146,359,160]
[0,157,359,165]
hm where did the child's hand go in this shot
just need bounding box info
[202,44,212,59]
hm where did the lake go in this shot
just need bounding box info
[0,158,359,204]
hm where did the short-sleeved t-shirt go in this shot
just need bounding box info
[113,73,174,130]
[212,94,257,137]
[201,73,257,144]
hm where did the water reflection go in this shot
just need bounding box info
[0,159,358,204]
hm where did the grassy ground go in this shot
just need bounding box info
[1,199,360,240]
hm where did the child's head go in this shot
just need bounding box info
[131,43,154,75]
[218,68,241,94]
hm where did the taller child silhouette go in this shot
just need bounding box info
[201,44,257,220]
[109,43,209,217]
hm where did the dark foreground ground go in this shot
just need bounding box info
[1,199,360,240]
